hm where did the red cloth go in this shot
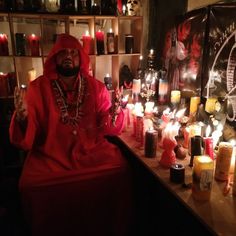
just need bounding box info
[9,34,132,236]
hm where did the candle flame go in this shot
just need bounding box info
[150,49,154,55]
[139,55,143,60]
[175,108,186,119]
[229,139,236,146]
[198,155,212,163]
[122,94,129,102]
[85,30,90,36]
[205,125,211,137]
[109,28,113,33]
[105,73,110,77]
[163,107,170,115]
[133,102,144,116]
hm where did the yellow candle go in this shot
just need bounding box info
[205,97,217,114]
[170,90,181,104]
[215,142,233,181]
[189,96,200,115]
[192,155,214,201]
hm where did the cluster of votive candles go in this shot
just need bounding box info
[0,33,40,56]
[82,29,114,55]
[122,94,236,202]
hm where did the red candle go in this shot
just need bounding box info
[82,31,92,55]
[0,34,9,56]
[204,137,214,160]
[160,137,177,168]
[0,72,9,97]
[95,30,104,55]
[28,34,40,56]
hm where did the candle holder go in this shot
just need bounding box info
[125,34,134,54]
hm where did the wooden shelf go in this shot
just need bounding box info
[0,12,143,88]
[117,128,236,236]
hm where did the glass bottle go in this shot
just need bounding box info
[143,49,158,101]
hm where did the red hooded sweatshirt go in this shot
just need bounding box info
[9,34,126,188]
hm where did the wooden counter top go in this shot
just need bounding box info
[118,129,236,236]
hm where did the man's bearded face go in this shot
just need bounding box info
[56,49,80,77]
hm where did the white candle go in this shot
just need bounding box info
[132,79,141,94]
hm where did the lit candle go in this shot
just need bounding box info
[144,128,158,158]
[215,142,233,181]
[161,107,171,123]
[95,30,104,55]
[132,102,143,137]
[192,155,214,201]
[159,124,178,168]
[0,33,9,56]
[189,96,200,116]
[28,34,40,56]
[132,79,141,100]
[82,30,92,55]
[122,5,126,15]
[107,28,115,54]
[204,125,214,160]
[144,101,154,117]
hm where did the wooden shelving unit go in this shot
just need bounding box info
[0,12,143,88]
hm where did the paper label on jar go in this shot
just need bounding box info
[200,169,213,191]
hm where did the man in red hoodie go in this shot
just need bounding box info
[10,34,132,236]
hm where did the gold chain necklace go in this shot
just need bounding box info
[52,76,86,126]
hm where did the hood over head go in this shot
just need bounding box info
[44,34,90,80]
